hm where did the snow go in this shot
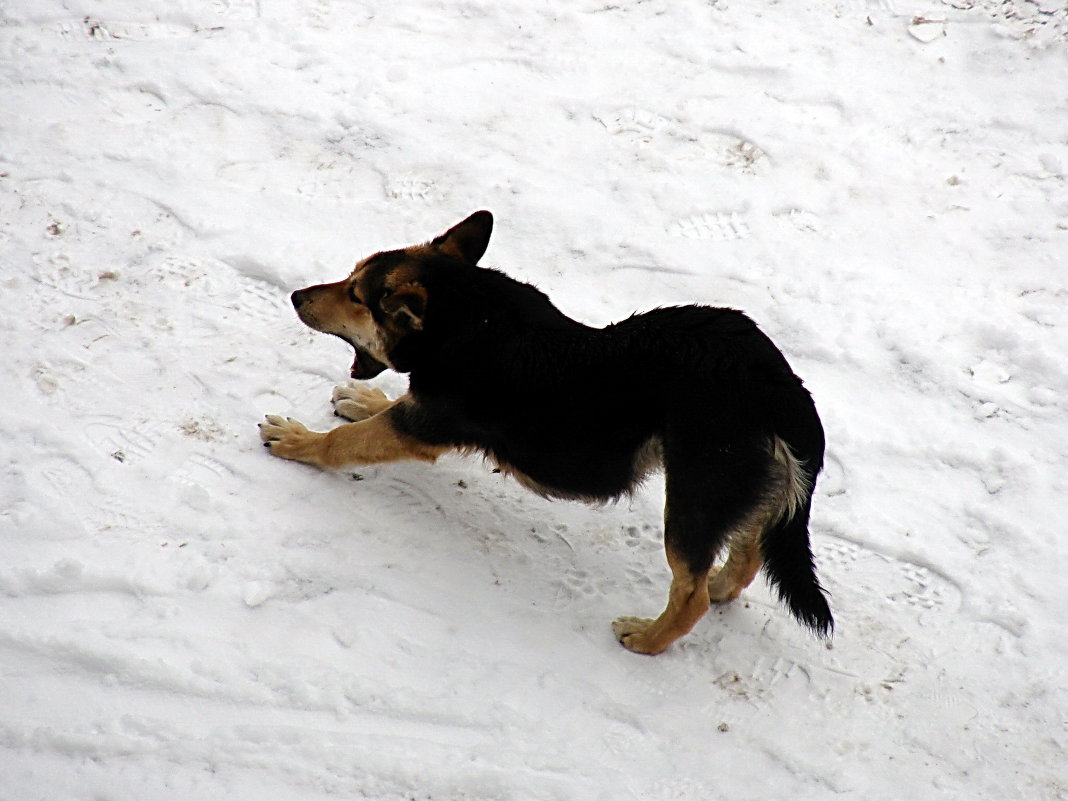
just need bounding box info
[2,0,1067,798]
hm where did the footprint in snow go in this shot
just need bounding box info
[815,535,961,621]
[171,453,237,489]
[598,107,770,174]
[772,208,827,235]
[385,173,441,203]
[81,415,162,465]
[33,254,117,300]
[52,19,217,42]
[211,0,261,20]
[31,360,114,416]
[597,107,673,146]
[667,212,751,241]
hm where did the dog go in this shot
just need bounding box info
[260,211,832,654]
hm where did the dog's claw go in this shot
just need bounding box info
[262,414,286,428]
[258,415,321,463]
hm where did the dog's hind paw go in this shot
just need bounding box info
[612,616,662,655]
[331,381,392,421]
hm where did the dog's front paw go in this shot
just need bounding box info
[331,381,392,421]
[259,415,327,465]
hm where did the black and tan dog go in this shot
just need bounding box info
[260,211,832,654]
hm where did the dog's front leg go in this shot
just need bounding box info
[259,409,445,468]
[331,381,395,421]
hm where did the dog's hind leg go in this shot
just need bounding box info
[613,439,770,654]
[612,545,712,656]
[704,438,804,603]
[707,524,763,603]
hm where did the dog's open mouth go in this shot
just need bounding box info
[350,344,388,380]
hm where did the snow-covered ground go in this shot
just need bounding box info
[2,0,1067,798]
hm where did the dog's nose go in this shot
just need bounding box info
[291,289,309,310]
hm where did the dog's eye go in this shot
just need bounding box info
[348,286,364,305]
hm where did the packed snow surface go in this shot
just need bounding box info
[2,0,1067,799]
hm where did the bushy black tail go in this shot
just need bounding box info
[762,379,833,637]
[761,494,833,637]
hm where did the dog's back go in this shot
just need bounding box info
[396,268,832,638]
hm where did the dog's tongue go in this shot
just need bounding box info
[350,352,360,378]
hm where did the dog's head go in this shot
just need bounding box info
[290,210,493,378]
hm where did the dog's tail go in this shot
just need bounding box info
[760,390,833,637]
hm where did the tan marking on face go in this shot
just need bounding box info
[293,239,441,372]
[383,259,424,292]
[293,273,390,364]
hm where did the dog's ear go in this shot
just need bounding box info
[380,282,427,330]
[431,210,493,265]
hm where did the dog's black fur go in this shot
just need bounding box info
[265,211,832,652]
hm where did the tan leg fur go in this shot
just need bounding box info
[707,526,763,602]
[259,401,446,468]
[612,547,712,655]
